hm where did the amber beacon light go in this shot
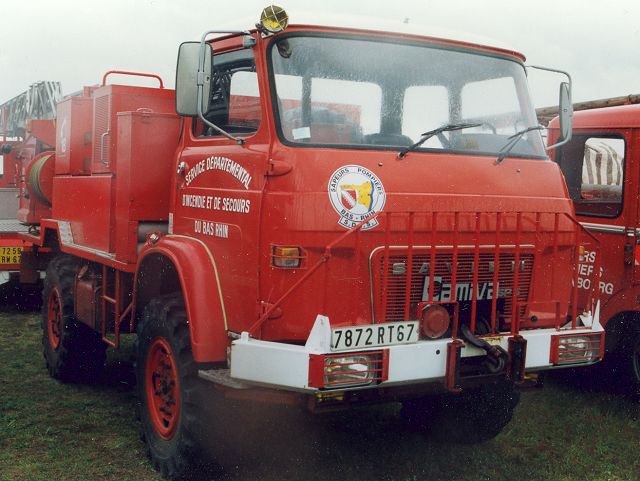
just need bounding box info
[259,5,289,33]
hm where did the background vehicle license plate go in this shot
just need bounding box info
[0,246,22,265]
[331,321,419,352]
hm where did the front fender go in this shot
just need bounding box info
[136,235,228,363]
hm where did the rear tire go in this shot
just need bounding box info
[42,255,106,382]
[135,293,213,479]
[401,381,520,443]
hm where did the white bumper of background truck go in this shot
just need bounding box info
[229,307,604,392]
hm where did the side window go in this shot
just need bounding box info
[558,135,625,217]
[227,71,260,130]
[195,49,261,137]
[0,155,3,177]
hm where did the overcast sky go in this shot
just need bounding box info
[1,0,638,108]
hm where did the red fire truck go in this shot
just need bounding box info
[10,7,605,478]
[547,95,640,389]
[0,147,23,278]
[1,85,59,299]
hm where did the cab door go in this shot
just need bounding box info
[556,130,632,311]
[173,44,270,333]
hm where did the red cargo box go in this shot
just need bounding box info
[56,95,94,175]
[114,110,180,263]
[91,85,175,174]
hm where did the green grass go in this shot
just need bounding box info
[0,311,160,481]
[0,309,639,481]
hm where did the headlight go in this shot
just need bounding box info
[550,332,604,365]
[308,351,388,389]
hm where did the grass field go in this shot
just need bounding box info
[1,308,639,481]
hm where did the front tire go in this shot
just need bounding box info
[42,255,106,382]
[606,332,640,395]
[626,336,640,395]
[401,381,520,443]
[136,293,210,479]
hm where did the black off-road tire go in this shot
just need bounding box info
[624,336,640,396]
[603,332,640,395]
[42,255,106,382]
[135,293,213,479]
[401,381,520,443]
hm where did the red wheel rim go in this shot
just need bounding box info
[47,287,63,350]
[145,337,181,440]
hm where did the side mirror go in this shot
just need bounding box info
[175,42,212,116]
[557,81,573,144]
[528,65,573,151]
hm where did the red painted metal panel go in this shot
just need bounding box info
[137,237,228,362]
[90,85,175,174]
[172,102,270,335]
[51,175,113,252]
[55,94,94,175]
[115,111,180,263]
[29,120,56,148]
[549,103,640,130]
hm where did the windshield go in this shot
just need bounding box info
[269,35,545,158]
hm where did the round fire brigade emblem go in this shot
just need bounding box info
[328,165,386,230]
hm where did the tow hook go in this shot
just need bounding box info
[460,325,509,374]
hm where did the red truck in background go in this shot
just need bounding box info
[0,84,60,301]
[546,95,640,390]
[0,148,23,276]
[0,116,26,282]
[5,6,605,479]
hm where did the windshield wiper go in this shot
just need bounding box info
[495,125,545,164]
[397,122,482,159]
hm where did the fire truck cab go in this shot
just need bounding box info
[551,102,640,388]
[15,7,605,478]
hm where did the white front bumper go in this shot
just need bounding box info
[230,308,604,392]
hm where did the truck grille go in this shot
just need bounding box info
[371,249,534,326]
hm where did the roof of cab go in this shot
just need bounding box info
[218,12,524,61]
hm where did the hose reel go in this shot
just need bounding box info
[27,151,55,206]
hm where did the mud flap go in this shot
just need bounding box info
[445,339,464,392]
[507,335,527,383]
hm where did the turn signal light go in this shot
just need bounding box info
[421,304,451,339]
[272,246,302,268]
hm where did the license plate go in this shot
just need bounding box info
[331,321,419,352]
[0,246,22,265]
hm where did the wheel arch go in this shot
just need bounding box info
[135,236,228,363]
